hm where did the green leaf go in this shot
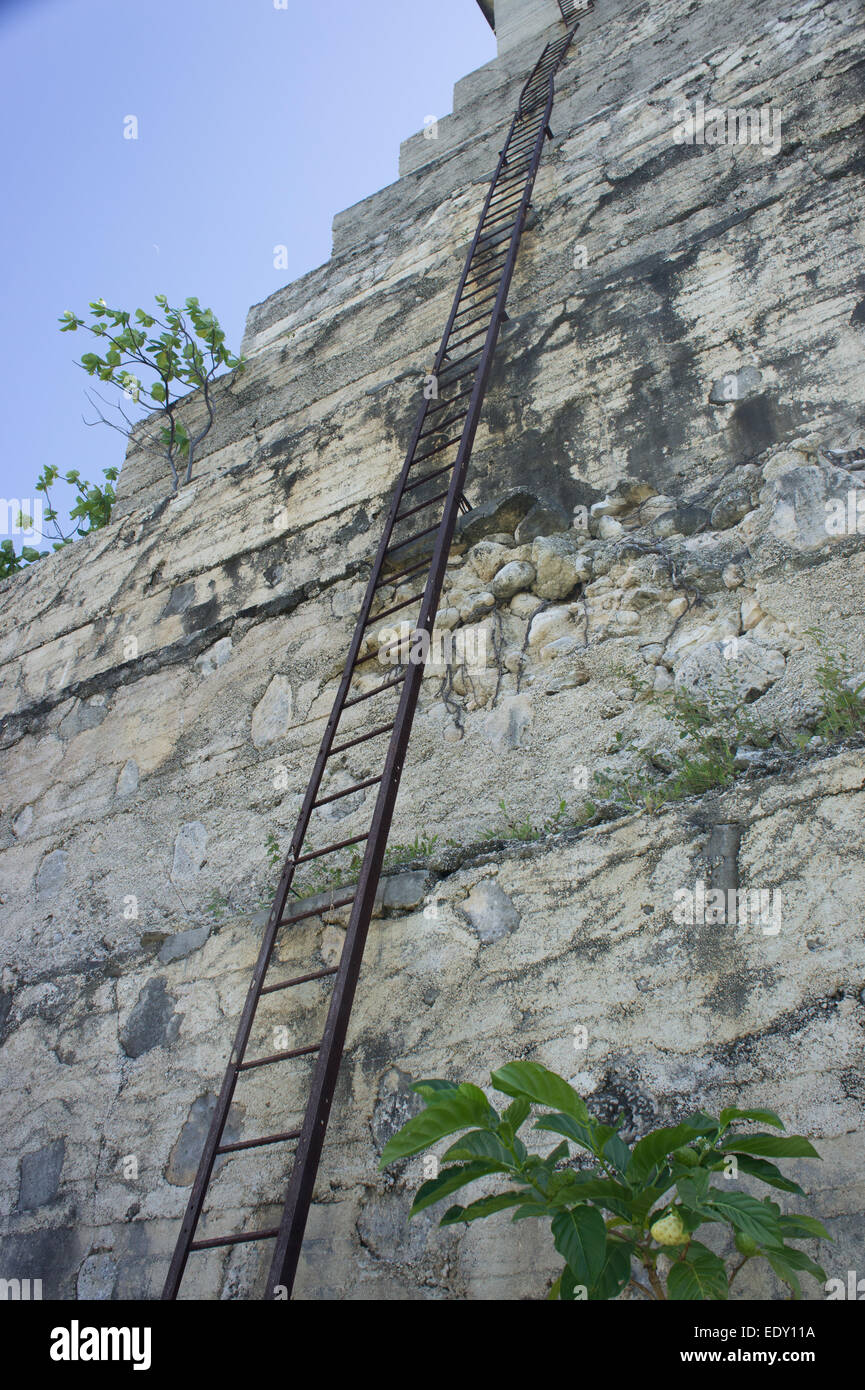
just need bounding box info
[703,1190,784,1245]
[412,1079,459,1102]
[502,1097,531,1132]
[683,1111,722,1139]
[551,1206,607,1285]
[545,1172,629,1207]
[379,1083,496,1166]
[491,1061,591,1124]
[719,1133,820,1159]
[732,1155,805,1195]
[720,1107,785,1130]
[629,1123,710,1186]
[762,1243,827,1284]
[766,1250,802,1300]
[533,1112,596,1153]
[667,1242,728,1300]
[410,1160,507,1215]
[588,1239,633,1301]
[539,1140,570,1170]
[511,1201,554,1221]
[674,1168,712,1211]
[440,1191,532,1226]
[601,1132,631,1176]
[777,1213,832,1241]
[442,1129,514,1167]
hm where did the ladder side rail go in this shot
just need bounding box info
[161,106,522,1303]
[265,73,561,1303]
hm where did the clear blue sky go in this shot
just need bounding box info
[0,0,495,553]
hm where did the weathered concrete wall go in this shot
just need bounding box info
[1,0,864,1300]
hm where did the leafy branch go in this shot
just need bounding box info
[59,293,244,494]
[381,1061,829,1301]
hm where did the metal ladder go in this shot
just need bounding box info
[162,12,586,1302]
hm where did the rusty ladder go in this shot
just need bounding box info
[162,10,587,1301]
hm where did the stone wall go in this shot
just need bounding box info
[0,0,863,1300]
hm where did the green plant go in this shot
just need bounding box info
[482,797,569,843]
[384,830,439,868]
[288,831,441,902]
[0,539,46,579]
[265,831,282,873]
[595,676,777,814]
[205,891,228,922]
[381,1061,829,1301]
[0,464,119,579]
[807,628,865,740]
[59,294,244,494]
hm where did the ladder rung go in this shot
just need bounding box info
[435,359,481,391]
[403,460,454,493]
[343,672,406,707]
[483,200,523,226]
[497,156,531,177]
[503,141,536,162]
[330,721,395,756]
[491,177,530,199]
[295,831,370,863]
[191,1229,281,1252]
[313,774,382,809]
[470,255,508,284]
[452,299,496,331]
[426,382,474,414]
[439,329,489,361]
[376,557,429,589]
[216,1129,302,1156]
[386,520,439,554]
[454,287,498,320]
[478,213,518,239]
[487,189,525,213]
[493,167,531,191]
[239,1042,321,1072]
[371,588,426,622]
[419,408,468,439]
[471,250,508,277]
[477,219,517,246]
[410,434,462,466]
[444,303,493,341]
[458,288,501,317]
[261,965,340,996]
[440,326,488,358]
[510,124,540,143]
[395,488,450,525]
[377,629,417,661]
[278,894,355,928]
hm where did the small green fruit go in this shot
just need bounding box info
[735,1232,760,1257]
[672,1146,699,1167]
[650,1210,688,1245]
